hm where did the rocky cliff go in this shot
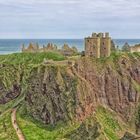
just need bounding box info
[0,64,21,104]
[0,52,140,139]
[75,54,140,121]
[21,53,140,139]
[25,65,77,124]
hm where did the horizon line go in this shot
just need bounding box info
[0,38,140,40]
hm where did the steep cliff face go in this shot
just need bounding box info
[1,53,139,139]
[24,53,140,126]
[0,52,65,106]
[25,65,77,124]
[74,54,140,121]
[0,64,21,104]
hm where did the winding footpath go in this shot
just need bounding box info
[11,108,25,140]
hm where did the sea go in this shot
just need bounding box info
[0,39,140,54]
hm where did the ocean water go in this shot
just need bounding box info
[0,39,140,54]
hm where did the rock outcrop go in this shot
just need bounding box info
[24,53,140,126]
[0,64,21,104]
[65,117,102,140]
[1,53,140,139]
[0,83,20,104]
[25,65,77,124]
[75,55,140,121]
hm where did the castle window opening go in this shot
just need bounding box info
[90,52,92,56]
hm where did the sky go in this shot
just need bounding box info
[0,0,140,39]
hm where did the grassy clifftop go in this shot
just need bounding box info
[0,52,140,140]
[0,52,65,65]
[0,52,65,107]
[0,110,18,140]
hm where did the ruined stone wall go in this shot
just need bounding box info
[22,43,40,53]
[130,45,140,53]
[85,32,111,58]
[100,37,111,57]
[85,37,100,58]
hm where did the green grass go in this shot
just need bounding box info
[96,52,140,64]
[96,106,122,140]
[0,52,65,95]
[0,99,17,114]
[0,111,18,140]
[17,113,79,140]
[0,52,65,65]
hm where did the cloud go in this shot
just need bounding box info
[0,0,140,38]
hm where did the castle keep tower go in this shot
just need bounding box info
[85,32,111,58]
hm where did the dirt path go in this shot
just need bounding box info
[11,108,25,140]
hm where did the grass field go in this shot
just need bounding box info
[0,52,65,65]
[96,106,124,140]
[17,113,79,140]
[0,110,18,140]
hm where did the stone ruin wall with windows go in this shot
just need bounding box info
[85,32,111,58]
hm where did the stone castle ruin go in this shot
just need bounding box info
[122,42,140,53]
[85,32,112,58]
[22,43,78,56]
[21,33,140,58]
[130,44,140,53]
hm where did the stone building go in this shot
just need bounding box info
[43,43,57,52]
[85,32,111,58]
[22,42,78,56]
[121,43,140,53]
[22,43,58,53]
[61,44,78,56]
[22,43,39,53]
[130,44,140,53]
[122,42,130,52]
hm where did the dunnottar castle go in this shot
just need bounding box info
[85,32,112,58]
[85,32,140,58]
[21,32,140,58]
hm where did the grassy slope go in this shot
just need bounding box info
[0,52,65,140]
[0,52,65,64]
[17,112,79,140]
[0,52,65,107]
[0,52,65,90]
[0,110,18,140]
[16,105,132,140]
[96,106,123,140]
